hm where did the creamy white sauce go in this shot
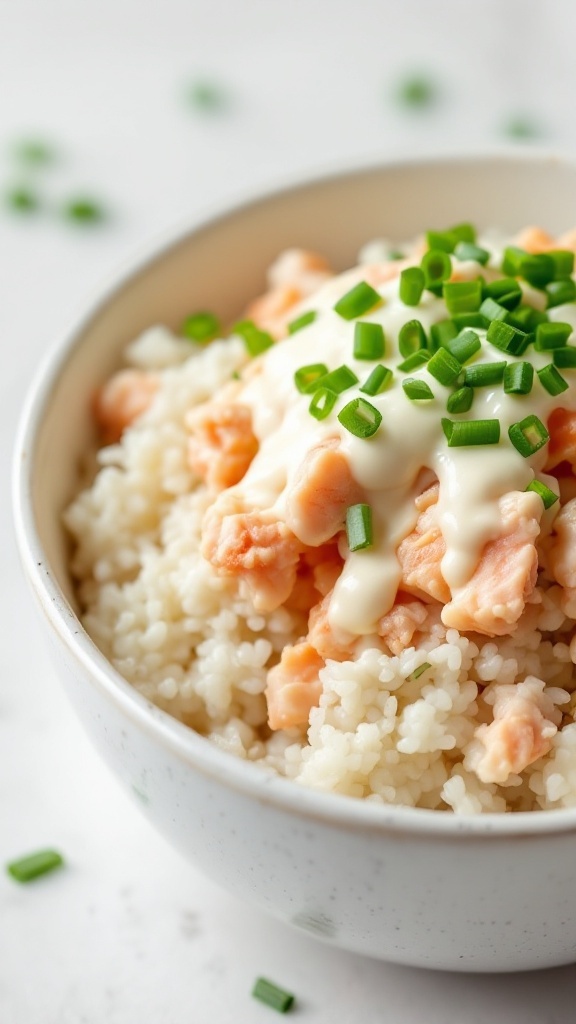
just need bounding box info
[221,242,576,636]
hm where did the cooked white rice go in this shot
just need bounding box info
[64,325,576,814]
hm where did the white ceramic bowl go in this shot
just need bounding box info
[14,153,576,973]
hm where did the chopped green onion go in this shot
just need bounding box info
[338,397,382,438]
[463,361,506,387]
[519,253,555,288]
[537,363,569,396]
[398,319,427,357]
[399,267,425,306]
[353,321,385,359]
[288,310,317,334]
[443,280,482,315]
[426,230,456,253]
[6,186,39,212]
[13,139,55,165]
[430,319,457,351]
[508,414,549,457]
[334,281,381,319]
[453,241,490,265]
[234,320,274,356]
[360,364,393,395]
[548,250,575,278]
[294,363,329,394]
[397,350,430,372]
[309,388,337,421]
[452,312,485,330]
[315,365,359,394]
[63,198,105,223]
[446,328,481,364]
[252,978,295,1014]
[503,116,541,140]
[346,503,373,551]
[503,361,534,394]
[446,386,473,413]
[486,319,530,355]
[525,479,559,509]
[480,297,510,324]
[546,278,576,308]
[502,246,527,277]
[181,311,220,343]
[427,347,462,386]
[409,661,432,681]
[552,347,576,369]
[442,418,500,447]
[402,378,434,400]
[535,321,573,350]
[7,849,64,883]
[395,74,437,109]
[420,249,451,288]
[508,305,548,331]
[450,223,476,244]
[187,79,228,112]
[484,277,523,310]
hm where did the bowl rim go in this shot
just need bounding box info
[14,148,576,840]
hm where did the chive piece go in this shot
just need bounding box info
[508,414,549,457]
[446,328,481,364]
[7,849,64,883]
[397,350,430,372]
[446,386,473,413]
[187,80,228,112]
[181,311,220,343]
[502,246,527,276]
[450,223,476,244]
[519,253,555,289]
[453,241,490,266]
[399,267,425,306]
[537,363,569,396]
[508,305,548,331]
[426,230,456,253]
[63,198,104,223]
[409,661,432,681]
[13,139,55,165]
[452,312,485,330]
[430,319,457,351]
[463,361,506,387]
[360,364,393,395]
[334,281,381,320]
[535,322,573,351]
[503,361,534,395]
[480,297,510,325]
[442,418,500,447]
[525,479,559,510]
[6,186,39,212]
[338,397,382,438]
[294,363,329,394]
[234,320,274,356]
[546,278,576,308]
[315,365,359,394]
[353,321,385,360]
[486,320,530,355]
[443,280,482,316]
[288,310,317,334]
[548,250,575,278]
[553,347,576,369]
[484,277,523,310]
[346,503,373,551]
[396,74,437,109]
[309,388,337,421]
[402,378,434,401]
[504,116,541,140]
[427,347,462,386]
[420,249,451,288]
[252,978,295,1014]
[398,319,427,357]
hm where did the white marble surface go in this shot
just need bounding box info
[2,1,576,1020]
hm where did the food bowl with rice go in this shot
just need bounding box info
[14,153,576,971]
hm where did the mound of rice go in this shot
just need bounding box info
[63,324,576,814]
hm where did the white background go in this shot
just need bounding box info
[2,1,576,1020]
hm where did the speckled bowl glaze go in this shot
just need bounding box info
[14,153,576,972]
